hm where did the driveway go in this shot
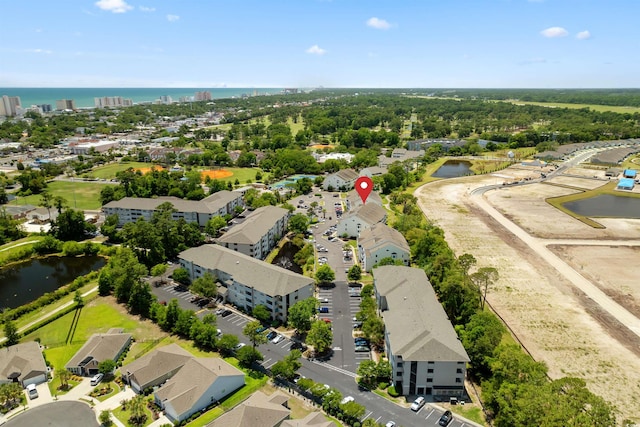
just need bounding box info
[2,401,98,427]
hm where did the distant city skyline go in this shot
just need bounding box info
[2,0,639,88]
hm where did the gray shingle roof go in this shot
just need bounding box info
[179,244,314,297]
[358,223,409,255]
[373,266,469,362]
[343,203,386,226]
[282,412,336,427]
[102,190,240,214]
[205,390,290,427]
[333,168,359,182]
[346,189,382,211]
[66,332,132,369]
[0,341,47,383]
[217,206,288,245]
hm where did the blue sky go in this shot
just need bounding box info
[1,0,638,88]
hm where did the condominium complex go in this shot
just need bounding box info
[0,95,22,116]
[217,205,289,260]
[55,99,76,111]
[94,96,133,108]
[102,190,244,227]
[179,244,314,322]
[195,91,212,101]
[373,266,469,398]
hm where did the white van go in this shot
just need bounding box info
[26,383,38,399]
[90,373,104,386]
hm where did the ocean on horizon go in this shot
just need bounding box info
[0,88,284,109]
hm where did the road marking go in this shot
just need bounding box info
[261,358,272,365]
[310,360,356,377]
[361,411,372,421]
[375,416,382,423]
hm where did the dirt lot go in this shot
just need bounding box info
[415,168,640,423]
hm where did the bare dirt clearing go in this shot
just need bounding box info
[415,169,640,423]
[545,175,606,189]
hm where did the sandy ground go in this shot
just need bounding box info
[415,168,640,423]
[545,175,608,189]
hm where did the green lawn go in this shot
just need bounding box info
[198,167,262,184]
[505,99,640,114]
[0,236,43,264]
[113,403,155,427]
[16,181,106,210]
[48,378,80,396]
[89,162,152,179]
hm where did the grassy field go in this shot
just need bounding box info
[89,162,152,179]
[0,236,43,263]
[113,401,155,427]
[198,166,262,184]
[16,180,105,210]
[505,100,640,114]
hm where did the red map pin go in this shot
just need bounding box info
[355,176,373,204]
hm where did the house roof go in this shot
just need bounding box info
[340,203,386,228]
[346,189,382,211]
[282,412,336,427]
[102,190,241,215]
[155,357,243,418]
[66,332,132,369]
[217,206,289,245]
[358,224,410,255]
[0,341,47,383]
[205,390,290,427]
[121,343,192,389]
[179,245,314,297]
[331,168,359,182]
[373,266,469,363]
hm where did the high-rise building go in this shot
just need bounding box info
[55,99,76,111]
[0,95,22,116]
[37,104,52,113]
[159,95,173,104]
[94,96,133,108]
[194,91,212,101]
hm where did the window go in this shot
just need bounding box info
[426,378,433,383]
[397,362,403,368]
[456,378,462,383]
[428,361,434,364]
[427,368,434,373]
[456,368,463,374]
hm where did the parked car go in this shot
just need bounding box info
[215,308,225,315]
[272,334,285,344]
[90,373,104,386]
[26,384,38,399]
[352,321,363,329]
[290,341,308,351]
[266,331,278,340]
[340,396,355,404]
[355,345,370,352]
[354,338,369,346]
[410,396,426,411]
[234,343,246,351]
[220,309,233,317]
[256,325,268,333]
[216,329,222,337]
[318,306,329,313]
[385,422,396,427]
[438,410,453,426]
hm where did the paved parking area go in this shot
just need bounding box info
[3,401,99,427]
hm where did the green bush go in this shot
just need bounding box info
[388,386,400,397]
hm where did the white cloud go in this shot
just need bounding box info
[95,0,133,13]
[26,48,53,54]
[576,30,591,40]
[366,17,391,30]
[139,6,156,12]
[306,45,327,55]
[540,26,568,38]
[167,14,180,22]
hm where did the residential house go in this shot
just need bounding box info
[322,169,359,191]
[121,344,192,393]
[0,342,48,387]
[282,412,336,427]
[154,357,245,423]
[65,329,132,376]
[178,245,314,323]
[373,266,469,398]
[378,148,425,168]
[337,203,387,238]
[216,206,289,260]
[102,190,244,227]
[344,189,383,213]
[205,390,290,427]
[357,224,410,271]
[358,166,387,179]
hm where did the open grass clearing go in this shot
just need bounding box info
[198,167,262,184]
[48,378,80,396]
[89,162,152,179]
[0,236,43,263]
[505,99,640,114]
[17,180,105,210]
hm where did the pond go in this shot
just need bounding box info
[432,160,473,178]
[0,256,106,310]
[562,194,640,218]
[271,241,303,274]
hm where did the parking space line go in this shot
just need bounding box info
[279,340,290,348]
[261,358,272,365]
[361,411,372,421]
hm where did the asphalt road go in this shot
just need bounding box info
[150,189,471,427]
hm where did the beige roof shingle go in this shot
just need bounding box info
[358,223,409,255]
[0,342,47,383]
[66,332,132,369]
[179,244,314,297]
[121,343,192,390]
[282,412,336,427]
[217,206,288,246]
[373,266,469,363]
[205,390,290,427]
[103,190,240,215]
[156,357,243,418]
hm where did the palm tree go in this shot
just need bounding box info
[57,367,71,390]
[128,395,147,427]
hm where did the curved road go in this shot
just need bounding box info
[465,148,640,337]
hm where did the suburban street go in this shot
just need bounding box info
[150,189,474,427]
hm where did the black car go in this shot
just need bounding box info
[175,285,188,292]
[290,341,308,351]
[220,309,233,317]
[438,410,453,426]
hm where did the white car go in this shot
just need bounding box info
[234,342,246,351]
[340,396,355,405]
[272,334,285,344]
[410,396,426,411]
[385,422,396,427]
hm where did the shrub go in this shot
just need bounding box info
[387,386,400,397]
